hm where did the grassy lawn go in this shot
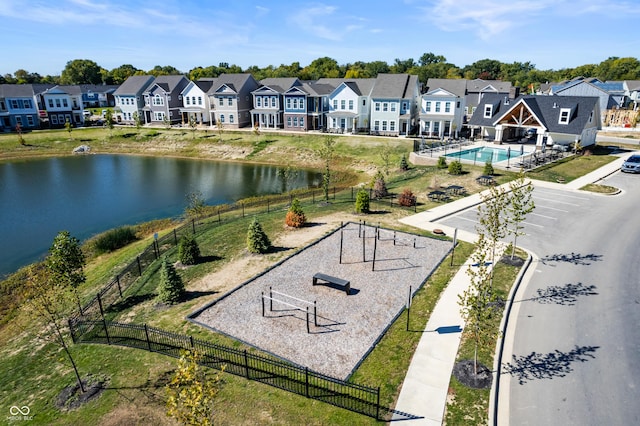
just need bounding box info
[0,128,617,425]
[525,146,618,183]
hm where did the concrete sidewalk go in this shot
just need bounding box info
[391,153,632,424]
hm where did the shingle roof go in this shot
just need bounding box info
[210,73,258,94]
[145,75,188,93]
[258,77,300,93]
[0,84,36,97]
[466,78,512,93]
[371,74,417,99]
[425,79,467,97]
[114,75,155,95]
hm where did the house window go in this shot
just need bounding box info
[287,117,292,127]
[220,114,225,123]
[383,103,388,112]
[51,115,58,125]
[293,117,298,127]
[382,120,387,131]
[186,97,190,105]
[390,121,395,131]
[456,101,460,108]
[435,102,440,112]
[391,103,396,112]
[589,111,593,122]
[375,102,380,111]
[300,99,304,109]
[271,96,276,107]
[228,97,233,106]
[287,98,291,109]
[425,101,431,112]
[16,116,23,125]
[219,97,224,106]
[403,102,409,111]
[445,102,451,113]
[300,117,304,127]
[340,118,346,128]
[341,100,346,110]
[230,114,234,123]
[293,98,298,109]
[154,111,165,121]
[198,97,202,105]
[11,100,19,109]
[55,99,61,107]
[333,100,337,110]
[484,105,493,118]
[256,97,261,107]
[374,120,380,131]
[349,100,353,110]
[153,95,164,106]
[27,116,34,126]
[48,99,54,108]
[559,108,570,124]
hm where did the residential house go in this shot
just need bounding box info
[80,84,118,108]
[369,74,420,136]
[464,78,514,118]
[40,85,84,128]
[142,75,190,125]
[113,75,155,124]
[208,73,259,128]
[420,78,467,138]
[282,81,335,131]
[0,84,40,132]
[550,77,625,119]
[468,94,601,149]
[624,80,640,111]
[251,78,300,129]
[325,78,376,133]
[180,79,214,126]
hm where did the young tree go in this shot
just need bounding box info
[379,142,392,176]
[104,109,114,137]
[355,188,370,213]
[483,161,494,176]
[65,119,73,140]
[371,170,388,198]
[189,114,198,139]
[178,234,201,265]
[157,257,185,304]
[506,173,535,259]
[46,230,86,310]
[459,233,501,377]
[399,153,409,171]
[166,350,224,426]
[317,136,336,201]
[247,218,271,254]
[163,115,171,129]
[476,184,508,287]
[22,263,86,392]
[217,119,224,142]
[398,188,417,207]
[132,111,142,136]
[16,122,25,145]
[285,198,307,228]
[185,191,205,219]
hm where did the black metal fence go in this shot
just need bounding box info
[69,319,387,420]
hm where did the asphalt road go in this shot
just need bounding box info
[439,172,640,425]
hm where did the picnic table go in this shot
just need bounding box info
[476,175,495,186]
[428,190,447,201]
[445,185,466,196]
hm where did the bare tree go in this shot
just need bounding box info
[506,172,535,259]
[317,136,336,201]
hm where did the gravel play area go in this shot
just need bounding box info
[189,221,452,380]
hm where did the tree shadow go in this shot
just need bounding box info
[540,252,603,266]
[197,255,222,264]
[182,290,219,302]
[106,293,155,314]
[519,282,598,306]
[503,345,599,385]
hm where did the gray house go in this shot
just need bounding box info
[208,73,259,129]
[369,73,420,136]
[113,75,155,124]
[142,75,190,125]
[0,84,40,132]
[251,78,301,129]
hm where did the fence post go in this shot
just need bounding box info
[242,202,245,217]
[314,301,317,327]
[290,194,293,205]
[306,307,310,334]
[305,367,310,398]
[153,240,158,259]
[339,223,344,264]
[192,219,196,234]
[312,190,315,203]
[68,318,76,344]
[116,275,122,297]
[333,187,335,200]
[217,207,221,223]
[144,324,152,352]
[190,336,194,348]
[136,256,142,276]
[173,229,178,245]
[261,292,265,317]
[267,199,270,213]
[269,287,273,312]
[97,293,110,345]
[376,386,381,421]
[244,349,250,379]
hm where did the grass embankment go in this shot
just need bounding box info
[0,127,618,424]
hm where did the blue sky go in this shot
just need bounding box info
[1,0,639,76]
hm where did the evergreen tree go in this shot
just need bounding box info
[157,258,185,304]
[355,188,370,213]
[178,234,201,265]
[247,218,271,254]
[285,198,306,228]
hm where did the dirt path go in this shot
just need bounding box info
[189,212,355,297]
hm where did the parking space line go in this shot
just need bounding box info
[534,189,591,201]
[522,221,544,228]
[535,205,569,213]
[534,196,580,206]
[530,213,557,220]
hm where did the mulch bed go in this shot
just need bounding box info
[190,222,451,380]
[452,359,492,389]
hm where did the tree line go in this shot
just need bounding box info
[3,54,640,89]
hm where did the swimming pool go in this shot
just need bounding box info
[444,146,525,163]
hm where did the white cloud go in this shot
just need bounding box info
[288,5,366,42]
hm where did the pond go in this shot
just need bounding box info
[0,154,320,277]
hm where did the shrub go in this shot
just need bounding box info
[285,198,306,228]
[157,258,184,304]
[247,218,271,254]
[398,188,416,207]
[372,171,388,198]
[448,160,463,175]
[437,156,447,169]
[178,234,200,265]
[483,161,494,176]
[92,227,137,254]
[399,153,409,171]
[355,189,370,213]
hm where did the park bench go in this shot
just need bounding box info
[312,272,350,295]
